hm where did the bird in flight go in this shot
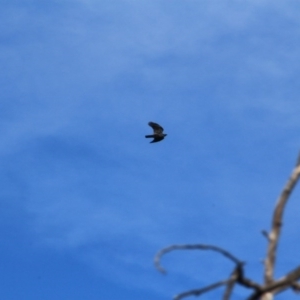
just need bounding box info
[145,122,167,143]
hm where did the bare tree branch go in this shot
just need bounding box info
[154,244,243,274]
[265,280,300,297]
[248,259,300,299]
[264,162,300,285]
[235,263,262,291]
[262,265,300,295]
[270,265,300,293]
[155,152,300,300]
[173,279,230,300]
[155,244,262,299]
[223,267,239,300]
[173,263,263,300]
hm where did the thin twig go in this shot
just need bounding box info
[173,279,230,300]
[154,244,243,274]
[223,267,239,300]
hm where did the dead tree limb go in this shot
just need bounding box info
[223,267,240,300]
[154,244,262,299]
[248,265,300,300]
[155,152,300,299]
[263,153,300,294]
[173,279,230,300]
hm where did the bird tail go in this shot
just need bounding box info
[145,135,155,138]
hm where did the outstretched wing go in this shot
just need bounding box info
[148,122,164,134]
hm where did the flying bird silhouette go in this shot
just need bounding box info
[145,122,167,143]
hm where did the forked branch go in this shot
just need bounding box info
[155,152,300,299]
[154,244,261,299]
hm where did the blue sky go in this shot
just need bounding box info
[1,0,300,299]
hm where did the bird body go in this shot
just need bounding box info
[145,122,167,143]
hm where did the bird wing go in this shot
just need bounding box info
[150,136,164,143]
[148,122,164,134]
